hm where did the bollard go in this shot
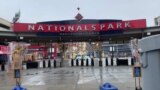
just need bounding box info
[81,59,84,66]
[83,59,86,66]
[117,59,119,66]
[43,60,46,68]
[106,58,108,66]
[76,59,79,66]
[86,59,89,66]
[128,57,132,66]
[48,60,51,68]
[131,58,134,65]
[88,58,91,66]
[71,59,74,66]
[39,61,43,68]
[108,57,111,66]
[111,58,113,66]
[99,60,102,67]
[91,58,94,66]
[102,58,106,67]
[54,60,56,68]
[113,58,117,66]
[1,64,5,71]
[78,59,81,66]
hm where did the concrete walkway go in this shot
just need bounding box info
[0,66,136,90]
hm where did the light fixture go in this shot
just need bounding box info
[147,32,151,36]
[91,42,95,44]
[20,36,24,40]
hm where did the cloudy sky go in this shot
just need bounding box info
[0,0,160,26]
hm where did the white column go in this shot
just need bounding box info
[88,58,91,66]
[83,59,86,66]
[51,60,54,67]
[39,61,43,68]
[45,60,48,67]
[94,58,99,67]
[108,57,111,66]
[128,57,132,66]
[94,51,96,57]
[74,60,76,66]
[22,64,27,70]
[102,58,106,67]
[78,60,81,66]
[53,60,56,67]
[113,57,117,66]
[68,60,71,67]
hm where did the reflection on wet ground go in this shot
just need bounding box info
[0,66,135,90]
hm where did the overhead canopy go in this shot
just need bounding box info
[1,19,151,43]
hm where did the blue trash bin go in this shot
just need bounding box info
[100,83,118,90]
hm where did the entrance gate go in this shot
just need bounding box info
[11,19,146,67]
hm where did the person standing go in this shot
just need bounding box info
[12,46,23,84]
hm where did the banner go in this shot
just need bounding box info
[0,45,9,54]
[13,19,146,33]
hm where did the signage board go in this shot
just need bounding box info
[13,19,146,33]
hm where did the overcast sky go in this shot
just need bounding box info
[0,0,160,26]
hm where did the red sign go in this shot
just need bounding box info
[0,45,9,54]
[13,19,146,33]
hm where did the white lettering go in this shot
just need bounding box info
[27,22,132,32]
[91,24,96,30]
[28,25,35,31]
[116,23,122,28]
[100,24,105,30]
[84,25,88,30]
[68,26,74,32]
[77,25,82,31]
[125,22,130,28]
[54,26,58,31]
[47,25,52,31]
[60,26,66,31]
[38,25,44,31]
[108,24,114,29]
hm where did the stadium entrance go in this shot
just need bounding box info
[7,19,147,68]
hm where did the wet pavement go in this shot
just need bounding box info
[0,66,136,90]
